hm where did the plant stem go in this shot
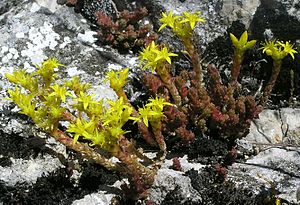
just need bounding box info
[157,65,182,107]
[230,52,244,88]
[182,38,202,84]
[51,129,124,172]
[260,60,282,106]
[114,137,157,196]
[152,122,167,163]
[116,89,157,146]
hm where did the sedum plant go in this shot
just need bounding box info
[140,11,297,142]
[5,10,298,201]
[259,40,298,105]
[94,7,158,53]
[6,58,172,198]
[140,12,262,141]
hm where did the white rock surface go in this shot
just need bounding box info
[0,155,63,186]
[234,108,300,204]
[72,192,115,205]
[147,168,202,204]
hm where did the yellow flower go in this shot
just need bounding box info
[158,11,179,32]
[278,41,298,59]
[146,96,173,111]
[73,91,98,110]
[64,76,91,94]
[49,105,65,119]
[139,41,178,73]
[260,40,297,60]
[154,47,178,64]
[42,58,65,70]
[49,84,72,102]
[138,96,173,127]
[67,118,96,144]
[138,106,153,127]
[139,41,158,63]
[180,11,205,30]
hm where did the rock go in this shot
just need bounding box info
[0,0,132,194]
[1,0,300,205]
[147,168,202,204]
[243,108,300,147]
[235,108,300,204]
[72,192,115,205]
[229,148,300,204]
[245,109,284,145]
[0,155,63,186]
[220,0,261,28]
[0,0,23,15]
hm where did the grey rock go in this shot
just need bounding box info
[0,0,300,205]
[0,155,63,186]
[0,0,130,190]
[72,192,116,205]
[243,108,300,147]
[147,167,202,204]
[220,0,261,28]
[229,148,300,204]
[0,0,24,15]
[235,108,300,204]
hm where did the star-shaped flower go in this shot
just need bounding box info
[180,12,205,30]
[158,11,179,32]
[154,47,178,64]
[278,41,298,59]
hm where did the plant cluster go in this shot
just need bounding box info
[140,11,297,141]
[5,10,297,201]
[94,7,158,53]
[61,0,157,52]
[5,58,173,198]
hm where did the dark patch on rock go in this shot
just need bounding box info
[0,130,34,160]
[0,168,82,205]
[0,163,121,205]
[138,0,165,30]
[185,168,259,205]
[167,134,230,165]
[79,161,120,191]
[0,0,23,15]
[161,185,200,205]
[0,156,12,167]
[250,0,300,40]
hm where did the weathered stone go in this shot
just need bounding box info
[0,0,300,204]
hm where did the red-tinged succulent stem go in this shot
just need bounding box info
[230,53,244,88]
[260,60,282,106]
[114,137,157,197]
[152,122,167,162]
[51,129,124,172]
[157,65,182,107]
[182,38,203,84]
[115,89,157,146]
[61,110,76,122]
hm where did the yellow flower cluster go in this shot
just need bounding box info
[106,68,129,92]
[138,96,173,127]
[6,58,67,131]
[139,41,178,73]
[260,40,297,60]
[67,97,139,148]
[158,11,205,37]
